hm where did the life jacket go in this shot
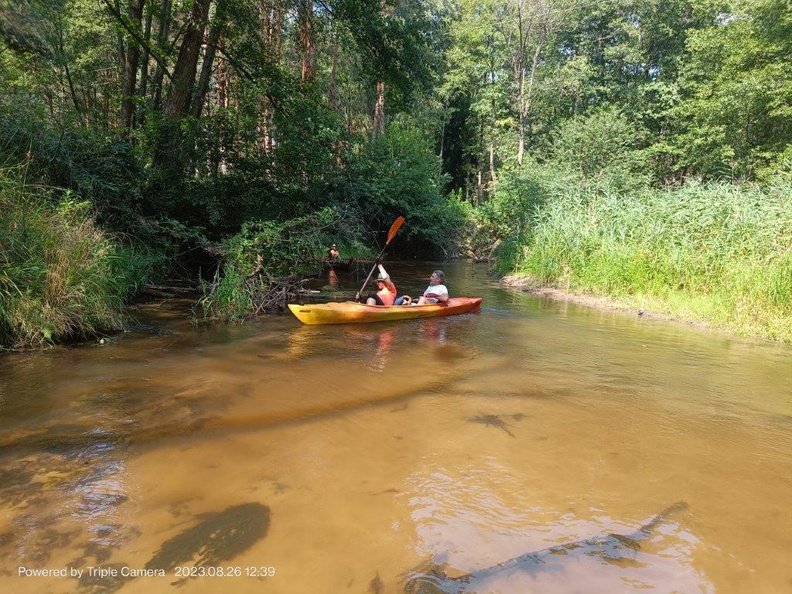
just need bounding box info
[377,285,396,305]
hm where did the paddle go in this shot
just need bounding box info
[356,216,405,300]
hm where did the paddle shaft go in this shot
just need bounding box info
[357,216,405,298]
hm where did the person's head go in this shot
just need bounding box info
[429,270,444,285]
[330,243,337,249]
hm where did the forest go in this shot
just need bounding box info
[1,0,791,347]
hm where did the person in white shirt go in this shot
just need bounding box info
[416,270,448,305]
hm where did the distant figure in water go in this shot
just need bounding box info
[327,243,340,261]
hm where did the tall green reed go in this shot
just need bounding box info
[511,173,792,341]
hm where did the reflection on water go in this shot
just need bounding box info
[0,262,791,593]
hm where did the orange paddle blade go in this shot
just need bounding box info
[386,216,405,246]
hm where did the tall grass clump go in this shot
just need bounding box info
[513,175,792,341]
[0,169,154,348]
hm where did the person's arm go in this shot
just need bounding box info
[377,265,397,293]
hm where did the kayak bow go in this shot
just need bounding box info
[288,297,482,325]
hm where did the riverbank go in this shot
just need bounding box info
[499,274,773,342]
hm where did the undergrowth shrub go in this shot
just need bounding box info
[197,207,365,322]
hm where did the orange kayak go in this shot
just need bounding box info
[288,297,483,325]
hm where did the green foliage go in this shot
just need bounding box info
[342,119,464,255]
[550,106,650,188]
[334,0,441,109]
[4,0,792,346]
[0,108,149,229]
[0,168,156,347]
[662,2,792,180]
[467,162,574,273]
[438,0,516,193]
[438,0,792,186]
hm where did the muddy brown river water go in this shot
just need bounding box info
[1,261,791,593]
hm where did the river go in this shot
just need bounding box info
[1,261,790,593]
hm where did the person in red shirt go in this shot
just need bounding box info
[356,263,397,305]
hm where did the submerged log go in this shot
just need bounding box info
[141,283,198,298]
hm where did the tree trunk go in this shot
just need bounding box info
[137,1,154,126]
[259,0,282,154]
[329,27,343,164]
[152,0,172,111]
[373,81,385,138]
[162,0,212,119]
[216,44,230,110]
[53,13,82,119]
[114,0,125,79]
[517,110,525,166]
[489,143,497,184]
[121,0,145,132]
[476,166,483,205]
[517,41,544,166]
[299,0,314,84]
[329,30,338,109]
[192,0,226,118]
[273,0,282,64]
[371,0,389,138]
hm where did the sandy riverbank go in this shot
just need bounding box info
[499,274,715,334]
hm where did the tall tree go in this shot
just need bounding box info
[162,0,212,118]
[192,0,227,117]
[151,0,172,111]
[120,0,145,132]
[667,0,792,179]
[298,0,315,83]
[492,0,557,165]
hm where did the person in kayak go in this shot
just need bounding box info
[356,262,397,305]
[416,270,448,305]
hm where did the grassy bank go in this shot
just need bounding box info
[499,172,792,342]
[0,170,156,348]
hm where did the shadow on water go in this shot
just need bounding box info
[402,502,690,593]
[76,503,270,593]
[465,413,527,437]
[147,502,270,570]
